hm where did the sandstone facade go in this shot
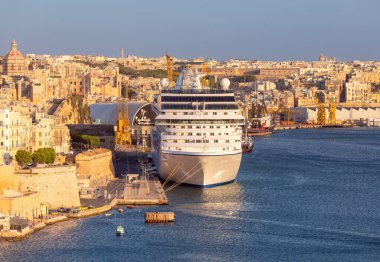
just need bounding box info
[75,148,115,188]
[17,165,80,209]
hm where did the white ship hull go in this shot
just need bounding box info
[153,150,242,187]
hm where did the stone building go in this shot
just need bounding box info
[345,81,371,103]
[0,108,32,165]
[0,189,42,220]
[84,65,122,97]
[255,68,299,81]
[4,40,27,77]
[75,148,115,188]
[0,166,47,220]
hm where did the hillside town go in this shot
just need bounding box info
[0,40,380,239]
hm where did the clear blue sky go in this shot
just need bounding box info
[1,0,379,61]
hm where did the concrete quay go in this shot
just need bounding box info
[122,176,168,205]
[0,216,68,241]
[274,124,321,130]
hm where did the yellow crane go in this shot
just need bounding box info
[317,103,326,125]
[166,51,174,87]
[115,80,131,146]
[201,61,212,87]
[328,102,336,124]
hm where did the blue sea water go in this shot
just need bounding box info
[0,128,379,262]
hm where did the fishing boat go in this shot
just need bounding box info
[242,121,253,153]
[116,225,125,236]
[241,136,253,153]
[247,83,273,136]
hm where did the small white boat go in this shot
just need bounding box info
[105,213,112,217]
[116,225,125,236]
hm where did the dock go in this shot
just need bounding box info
[121,176,168,205]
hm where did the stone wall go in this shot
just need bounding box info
[0,166,16,192]
[16,165,80,209]
[75,148,115,188]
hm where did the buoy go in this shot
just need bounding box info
[118,208,124,213]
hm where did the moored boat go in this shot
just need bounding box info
[151,67,245,187]
[116,225,125,236]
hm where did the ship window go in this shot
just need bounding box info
[210,133,214,136]
[196,140,202,143]
[226,140,230,143]
[214,140,218,143]
[173,140,177,143]
[196,133,201,136]
[213,112,217,115]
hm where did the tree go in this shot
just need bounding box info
[39,148,56,164]
[32,151,47,164]
[80,135,100,148]
[15,150,32,166]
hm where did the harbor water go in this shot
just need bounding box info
[1,128,379,261]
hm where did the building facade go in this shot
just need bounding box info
[345,81,371,103]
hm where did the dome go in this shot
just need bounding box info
[5,40,23,59]
[220,78,230,90]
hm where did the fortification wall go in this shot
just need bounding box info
[75,148,115,188]
[17,166,80,209]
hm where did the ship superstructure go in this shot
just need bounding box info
[151,68,245,187]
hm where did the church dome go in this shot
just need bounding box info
[5,40,23,58]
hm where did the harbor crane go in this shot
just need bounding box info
[115,79,131,147]
[166,51,174,87]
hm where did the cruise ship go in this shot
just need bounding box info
[151,68,245,187]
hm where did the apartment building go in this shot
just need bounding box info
[0,108,31,164]
[345,81,371,103]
